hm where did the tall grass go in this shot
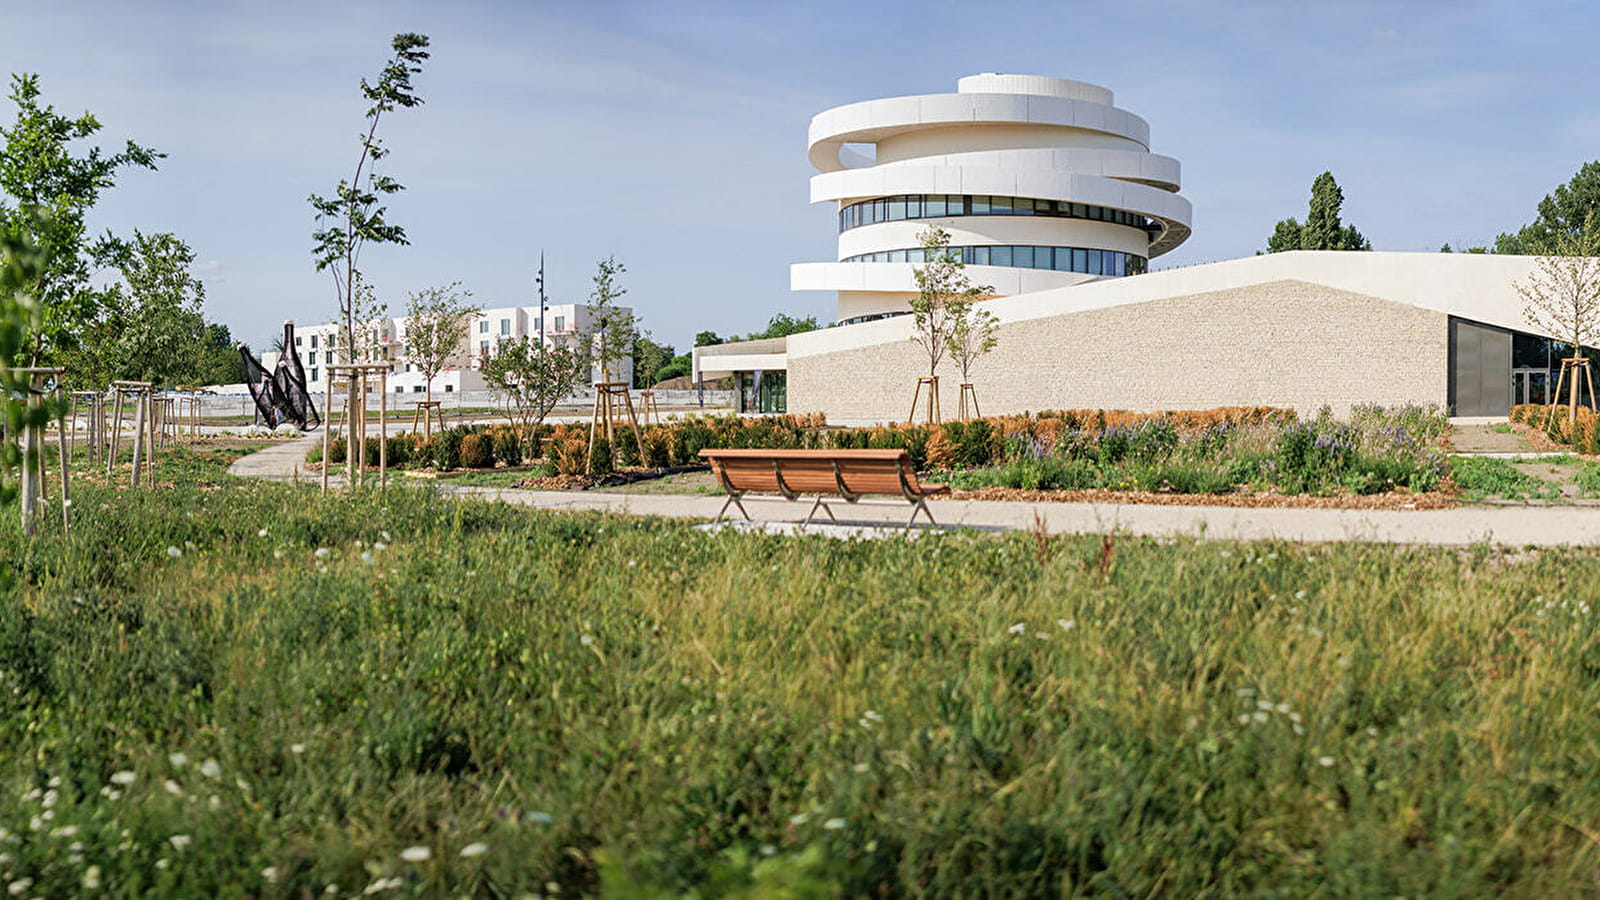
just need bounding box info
[0,452,1598,895]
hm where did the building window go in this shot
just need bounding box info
[837,193,1152,234]
[325,351,333,364]
[479,341,489,358]
[841,244,1147,276]
[444,384,453,392]
[413,385,424,393]
[479,321,488,333]
[310,335,318,349]
[295,336,302,346]
[500,318,510,335]
[310,368,318,382]
[555,315,565,332]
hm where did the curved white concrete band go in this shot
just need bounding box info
[812,167,1192,257]
[872,148,1181,193]
[808,93,1152,173]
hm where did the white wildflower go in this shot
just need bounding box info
[290,743,306,755]
[1057,619,1074,630]
[169,752,189,768]
[823,818,847,830]
[1251,712,1268,724]
[82,865,102,890]
[261,866,280,883]
[361,552,375,565]
[169,834,192,849]
[580,635,594,646]
[257,528,269,537]
[789,813,808,826]
[314,547,331,560]
[200,759,222,779]
[1007,622,1026,635]
[1236,714,1250,724]
[41,788,57,808]
[1275,703,1290,714]
[167,546,182,559]
[50,825,78,838]
[458,842,488,858]
[1317,756,1335,767]
[8,878,33,896]
[163,780,183,796]
[400,846,430,862]
[381,531,392,542]
[155,858,169,870]
[109,770,136,786]
[853,763,869,773]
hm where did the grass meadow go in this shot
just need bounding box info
[2,449,1600,896]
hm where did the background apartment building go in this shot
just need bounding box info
[265,301,633,395]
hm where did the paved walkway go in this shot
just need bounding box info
[229,433,1600,546]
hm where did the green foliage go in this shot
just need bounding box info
[402,281,477,402]
[1496,160,1600,254]
[432,427,463,471]
[0,217,51,506]
[308,33,430,361]
[1449,456,1561,501]
[0,73,162,364]
[588,433,614,475]
[693,330,723,347]
[632,334,673,388]
[1265,172,1371,252]
[1574,461,1600,497]
[4,457,1600,894]
[909,226,991,379]
[61,230,236,388]
[746,313,821,342]
[490,428,522,467]
[481,335,590,437]
[588,256,636,384]
[654,354,692,384]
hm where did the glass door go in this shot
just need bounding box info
[1513,368,1548,405]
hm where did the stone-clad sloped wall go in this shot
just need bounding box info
[788,280,1448,422]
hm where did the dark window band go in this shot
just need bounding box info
[842,245,1147,276]
[839,193,1152,233]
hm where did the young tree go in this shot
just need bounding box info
[631,334,672,389]
[1264,171,1370,252]
[949,299,1000,417]
[694,330,724,347]
[1516,213,1600,418]
[587,256,637,384]
[480,334,590,439]
[61,231,226,388]
[309,33,429,368]
[909,226,991,422]
[402,281,477,405]
[1,73,161,365]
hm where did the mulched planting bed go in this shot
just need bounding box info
[944,486,1457,509]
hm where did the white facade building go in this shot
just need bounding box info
[796,72,1190,324]
[266,301,634,396]
[698,72,1574,420]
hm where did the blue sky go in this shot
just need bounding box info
[3,0,1596,352]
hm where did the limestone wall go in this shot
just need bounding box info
[788,280,1448,422]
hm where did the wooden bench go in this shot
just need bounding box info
[698,448,949,530]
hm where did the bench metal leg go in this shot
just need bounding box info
[904,498,938,532]
[717,493,751,523]
[802,496,838,528]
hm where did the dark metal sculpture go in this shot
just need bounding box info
[239,321,321,430]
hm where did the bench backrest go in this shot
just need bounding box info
[699,448,934,499]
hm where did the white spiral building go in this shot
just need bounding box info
[793,73,1192,323]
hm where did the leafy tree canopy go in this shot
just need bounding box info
[0,73,161,363]
[1264,171,1370,253]
[1496,160,1600,254]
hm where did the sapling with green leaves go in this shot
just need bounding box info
[1517,212,1600,418]
[587,256,638,385]
[309,33,429,369]
[481,334,591,441]
[908,226,990,421]
[402,281,478,407]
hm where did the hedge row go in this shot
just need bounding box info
[305,407,1298,475]
[1510,403,1600,454]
